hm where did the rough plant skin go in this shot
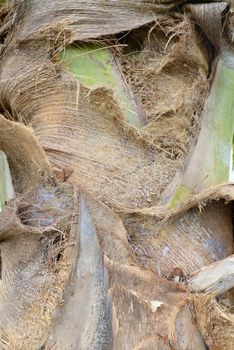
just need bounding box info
[0,1,234,349]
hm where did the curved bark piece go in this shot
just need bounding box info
[0,115,51,193]
[15,0,185,42]
[188,254,234,296]
[185,2,228,49]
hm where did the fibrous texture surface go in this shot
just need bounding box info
[0,0,233,349]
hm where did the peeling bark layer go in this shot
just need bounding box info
[0,1,234,349]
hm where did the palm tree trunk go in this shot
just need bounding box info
[0,1,233,349]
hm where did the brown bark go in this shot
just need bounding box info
[0,1,233,349]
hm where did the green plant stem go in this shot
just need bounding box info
[169,46,234,208]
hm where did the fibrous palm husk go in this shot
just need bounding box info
[0,1,234,349]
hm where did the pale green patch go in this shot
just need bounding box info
[170,49,234,209]
[204,62,234,184]
[60,45,143,128]
[0,151,15,211]
[169,184,191,209]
